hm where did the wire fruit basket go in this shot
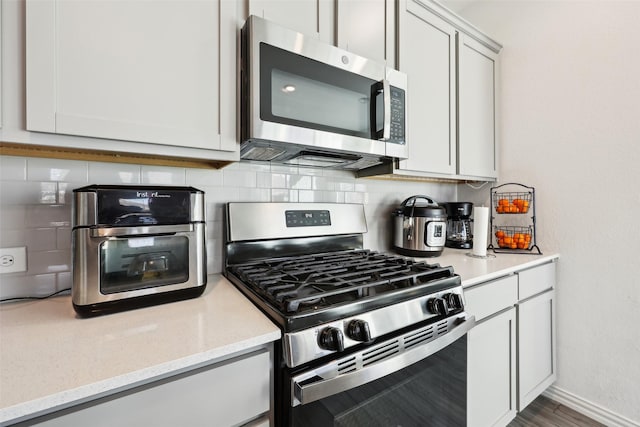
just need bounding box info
[488,183,541,254]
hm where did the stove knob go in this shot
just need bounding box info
[347,319,372,342]
[444,293,464,310]
[427,297,447,315]
[318,327,345,352]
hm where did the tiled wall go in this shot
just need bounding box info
[0,155,457,299]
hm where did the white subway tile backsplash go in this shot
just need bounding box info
[238,187,271,202]
[25,228,57,252]
[270,173,289,189]
[25,205,72,228]
[223,169,257,188]
[57,228,72,250]
[185,168,223,187]
[0,156,26,181]
[271,189,299,202]
[88,162,141,184]
[270,164,299,174]
[27,158,88,183]
[27,250,72,275]
[0,155,460,298]
[141,166,186,185]
[290,175,312,190]
[57,272,72,291]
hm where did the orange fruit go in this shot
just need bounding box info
[496,230,505,238]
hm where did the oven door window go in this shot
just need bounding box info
[99,236,189,294]
[260,43,383,138]
[290,336,466,427]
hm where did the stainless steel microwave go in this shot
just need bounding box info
[240,15,408,170]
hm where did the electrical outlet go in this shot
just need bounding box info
[0,247,27,274]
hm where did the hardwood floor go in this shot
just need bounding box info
[508,395,605,427]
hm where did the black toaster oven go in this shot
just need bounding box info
[71,185,207,316]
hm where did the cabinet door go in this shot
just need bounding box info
[397,0,456,175]
[27,350,271,427]
[336,0,394,66]
[468,308,517,427]
[458,34,498,178]
[248,0,333,44]
[26,0,235,152]
[517,289,557,410]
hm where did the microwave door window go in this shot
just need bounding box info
[260,44,376,138]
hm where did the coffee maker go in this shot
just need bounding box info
[442,202,474,249]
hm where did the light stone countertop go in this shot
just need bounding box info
[0,274,281,425]
[429,248,560,288]
[0,251,559,425]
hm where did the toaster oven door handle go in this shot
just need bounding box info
[91,224,193,237]
[291,314,475,407]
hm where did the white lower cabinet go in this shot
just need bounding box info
[22,348,272,427]
[468,308,517,427]
[466,260,557,426]
[466,275,518,427]
[517,288,556,410]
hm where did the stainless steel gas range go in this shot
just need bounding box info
[224,202,475,426]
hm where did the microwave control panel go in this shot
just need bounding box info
[389,87,406,145]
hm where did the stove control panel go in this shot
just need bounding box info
[283,287,466,367]
[285,210,331,227]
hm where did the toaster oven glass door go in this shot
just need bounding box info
[99,235,189,294]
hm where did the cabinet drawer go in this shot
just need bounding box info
[28,350,271,427]
[464,275,518,322]
[518,262,556,301]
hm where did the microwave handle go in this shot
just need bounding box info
[370,79,391,141]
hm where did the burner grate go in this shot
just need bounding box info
[230,250,454,313]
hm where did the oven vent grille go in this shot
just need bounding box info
[436,319,449,335]
[404,326,436,350]
[362,341,400,368]
[337,357,357,374]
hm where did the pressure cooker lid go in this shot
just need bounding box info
[395,195,447,218]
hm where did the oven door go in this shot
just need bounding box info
[286,313,474,427]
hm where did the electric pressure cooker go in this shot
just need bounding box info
[392,195,447,257]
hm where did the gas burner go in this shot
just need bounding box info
[229,249,456,315]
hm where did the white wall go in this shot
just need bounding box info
[452,0,640,424]
[0,156,456,299]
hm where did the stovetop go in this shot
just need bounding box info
[224,202,465,367]
[226,249,460,331]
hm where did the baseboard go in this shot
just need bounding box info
[543,385,640,427]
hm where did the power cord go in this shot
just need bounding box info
[0,287,71,303]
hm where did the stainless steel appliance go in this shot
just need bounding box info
[443,202,474,249]
[224,202,474,426]
[240,15,408,170]
[392,195,447,257]
[72,185,207,316]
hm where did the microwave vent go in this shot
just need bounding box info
[242,146,287,161]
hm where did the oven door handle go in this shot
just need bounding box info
[90,224,193,237]
[291,314,475,407]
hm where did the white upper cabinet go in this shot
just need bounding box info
[336,0,395,66]
[24,0,237,157]
[248,0,334,44]
[458,34,498,179]
[358,0,502,181]
[397,0,457,175]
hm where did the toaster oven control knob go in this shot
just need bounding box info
[427,297,447,315]
[318,327,345,352]
[347,319,372,342]
[444,293,464,310]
